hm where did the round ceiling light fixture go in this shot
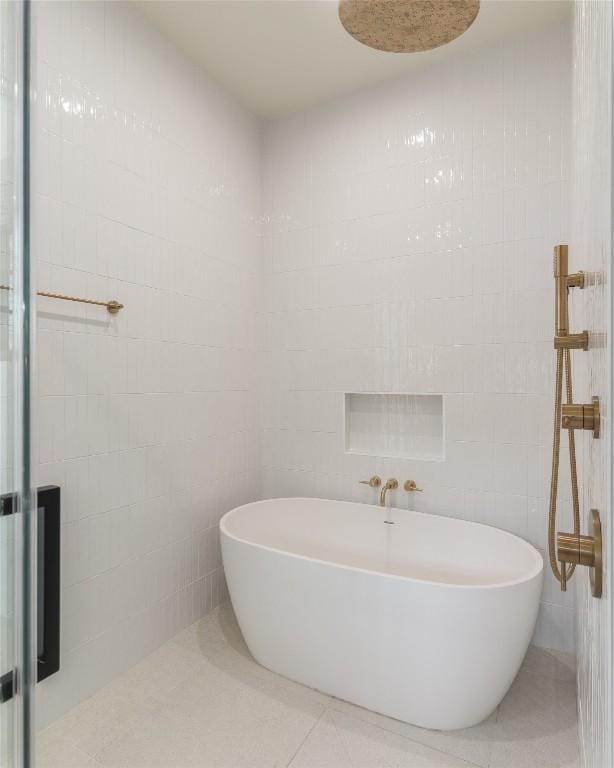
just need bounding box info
[338,0,480,53]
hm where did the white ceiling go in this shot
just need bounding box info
[136,0,570,119]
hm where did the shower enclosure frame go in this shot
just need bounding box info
[0,0,35,766]
[609,7,614,767]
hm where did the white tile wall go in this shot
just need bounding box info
[32,1,261,726]
[260,20,574,653]
[572,3,612,767]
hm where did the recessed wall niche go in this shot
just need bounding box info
[344,393,444,461]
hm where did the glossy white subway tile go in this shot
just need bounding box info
[33,0,261,727]
[260,20,572,657]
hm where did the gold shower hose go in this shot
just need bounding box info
[548,345,581,588]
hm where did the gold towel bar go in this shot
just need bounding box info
[37,291,124,314]
[0,284,123,314]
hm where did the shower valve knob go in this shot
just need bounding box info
[561,397,600,438]
[556,510,602,598]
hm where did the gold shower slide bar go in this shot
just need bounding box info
[0,284,124,314]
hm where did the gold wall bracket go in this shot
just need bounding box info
[557,509,603,597]
[554,332,589,351]
[561,396,600,438]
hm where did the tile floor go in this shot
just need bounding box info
[38,602,579,768]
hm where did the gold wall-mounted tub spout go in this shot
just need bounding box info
[557,510,602,597]
[380,478,398,507]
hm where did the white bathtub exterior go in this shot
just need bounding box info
[220,498,544,730]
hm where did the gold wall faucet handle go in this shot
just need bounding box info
[359,475,381,488]
[404,480,423,492]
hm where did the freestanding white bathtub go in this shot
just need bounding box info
[220,498,543,730]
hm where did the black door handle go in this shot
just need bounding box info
[0,485,61,688]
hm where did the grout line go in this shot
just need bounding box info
[285,708,327,767]
[323,700,487,768]
[74,744,104,767]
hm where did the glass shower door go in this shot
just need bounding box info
[0,1,33,767]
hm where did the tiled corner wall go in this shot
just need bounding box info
[260,19,574,653]
[32,0,261,726]
[572,2,612,766]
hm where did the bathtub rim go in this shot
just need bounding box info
[220,497,544,591]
